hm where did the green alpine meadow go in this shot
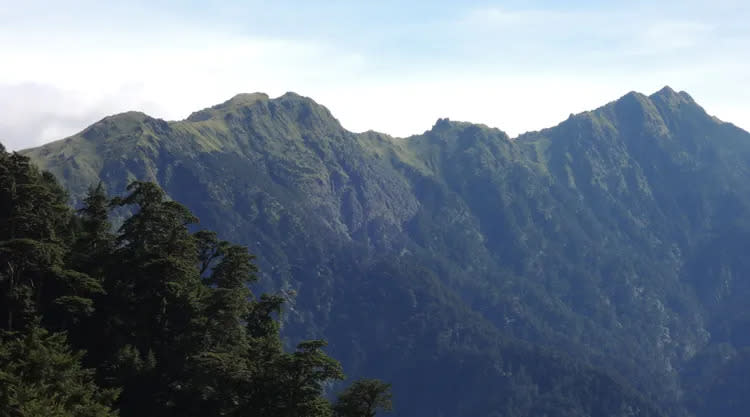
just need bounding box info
[1,86,747,416]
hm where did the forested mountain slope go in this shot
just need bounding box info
[23,86,750,416]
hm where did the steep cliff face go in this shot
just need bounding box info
[23,87,750,416]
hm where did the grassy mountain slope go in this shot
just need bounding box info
[23,87,750,416]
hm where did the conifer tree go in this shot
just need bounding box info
[0,327,119,417]
[0,150,102,333]
[334,379,393,417]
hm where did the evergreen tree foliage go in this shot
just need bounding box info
[0,145,374,417]
[333,379,392,417]
[0,327,119,417]
[0,149,102,334]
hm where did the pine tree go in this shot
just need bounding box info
[98,181,206,415]
[72,183,115,274]
[333,379,393,417]
[0,327,119,417]
[0,151,102,333]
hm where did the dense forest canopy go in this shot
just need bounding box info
[14,87,750,416]
[0,144,389,417]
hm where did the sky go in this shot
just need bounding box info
[1,0,749,150]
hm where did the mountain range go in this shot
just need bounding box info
[21,86,750,417]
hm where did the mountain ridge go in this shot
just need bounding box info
[27,85,734,157]
[19,86,750,417]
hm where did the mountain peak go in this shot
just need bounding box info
[185,92,328,123]
[278,91,306,100]
[275,91,334,112]
[609,86,703,119]
[186,92,270,122]
[432,117,453,130]
[619,90,649,102]
[649,85,696,106]
[653,85,677,97]
[98,111,152,124]
[81,111,163,139]
[612,90,655,114]
[614,87,697,108]
[224,92,270,107]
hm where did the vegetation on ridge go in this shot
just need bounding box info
[20,87,750,416]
